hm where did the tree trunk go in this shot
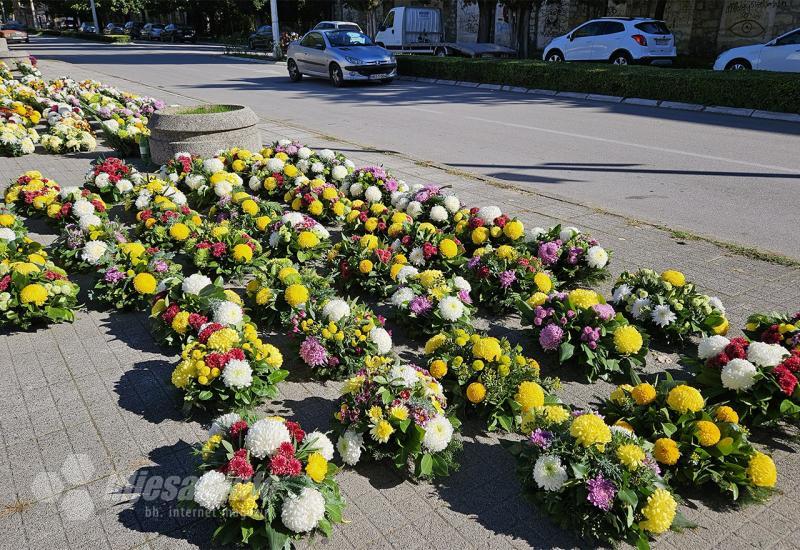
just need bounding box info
[654,0,667,19]
[477,0,495,43]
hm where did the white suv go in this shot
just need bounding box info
[543,18,676,65]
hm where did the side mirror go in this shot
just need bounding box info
[567,34,573,41]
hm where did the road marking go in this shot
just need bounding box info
[401,106,443,115]
[464,115,800,174]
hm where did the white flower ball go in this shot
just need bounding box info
[322,299,350,323]
[296,159,310,173]
[221,359,253,389]
[697,335,730,360]
[586,246,608,269]
[443,195,460,214]
[408,247,425,266]
[0,228,17,241]
[477,206,502,225]
[203,158,225,174]
[747,341,789,368]
[268,231,281,248]
[452,276,471,292]
[72,199,95,218]
[103,119,120,132]
[304,431,334,461]
[533,455,568,492]
[266,158,285,173]
[389,363,418,387]
[348,183,363,197]
[721,358,758,391]
[612,283,632,304]
[93,173,110,189]
[193,471,231,511]
[559,226,580,242]
[213,301,244,326]
[391,287,415,306]
[185,173,206,190]
[406,200,423,219]
[167,172,179,182]
[248,175,261,191]
[396,266,418,284]
[429,205,448,222]
[208,412,242,437]
[281,487,326,533]
[182,273,213,295]
[277,139,292,147]
[439,296,465,321]
[311,161,325,174]
[171,190,187,205]
[214,180,233,197]
[709,296,726,314]
[337,430,363,466]
[281,212,305,226]
[80,240,108,265]
[526,227,547,243]
[422,415,453,453]
[297,146,312,159]
[115,179,133,194]
[364,185,382,203]
[318,149,335,161]
[246,418,291,458]
[331,165,348,181]
[369,327,392,355]
[78,214,102,230]
[344,159,355,169]
[134,194,151,210]
[311,224,329,239]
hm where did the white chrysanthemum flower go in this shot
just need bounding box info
[709,296,726,314]
[651,305,677,327]
[265,157,284,173]
[298,146,312,159]
[281,212,304,226]
[268,231,281,248]
[409,246,425,266]
[222,359,253,389]
[246,418,291,458]
[533,455,568,492]
[304,431,334,461]
[452,276,471,292]
[294,175,310,187]
[422,415,453,453]
[396,266,418,284]
[364,185,382,203]
[80,240,108,265]
[172,190,187,205]
[208,412,242,437]
[406,200,423,219]
[78,214,102,230]
[586,246,608,269]
[248,175,262,191]
[296,159,310,173]
[156,280,168,294]
[477,206,502,225]
[559,226,579,242]
[182,273,213,295]
[332,165,348,181]
[721,358,758,391]
[278,139,292,147]
[443,195,460,213]
[322,299,350,322]
[344,159,355,170]
[348,182,363,197]
[525,227,547,243]
[612,283,632,303]
[0,228,17,241]
[395,197,410,211]
[311,161,325,174]
[185,173,206,190]
[429,205,448,222]
[94,173,111,188]
[337,430,363,466]
[130,172,145,184]
[747,341,790,368]
[391,287,415,306]
[318,149,335,161]
[103,119,120,132]
[213,300,244,326]
[389,363,418,387]
[439,296,465,321]
[72,199,95,218]
[193,471,231,511]
[203,158,225,173]
[369,327,392,355]
[311,224,329,239]
[630,297,651,320]
[167,172,179,182]
[115,179,133,194]
[214,180,233,197]
[281,487,326,533]
[697,335,730,360]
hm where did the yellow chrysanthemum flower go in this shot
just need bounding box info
[694,420,721,447]
[715,406,739,424]
[439,238,458,259]
[465,382,487,403]
[613,325,643,355]
[569,288,600,309]
[533,272,552,293]
[569,413,611,447]
[232,244,253,263]
[631,383,657,406]
[425,333,447,354]
[610,384,633,404]
[661,269,686,287]
[206,327,239,352]
[616,443,646,470]
[666,385,704,414]
[305,452,328,483]
[169,222,190,241]
[639,488,677,534]
[19,283,48,306]
[472,337,502,362]
[370,419,394,443]
[746,452,777,488]
[654,438,681,465]
[429,359,448,379]
[285,284,309,307]
[515,381,545,412]
[133,273,157,294]
[228,482,259,517]
[502,219,524,240]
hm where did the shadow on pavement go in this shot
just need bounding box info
[115,359,186,424]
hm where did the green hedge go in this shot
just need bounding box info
[40,29,131,44]
[396,57,800,114]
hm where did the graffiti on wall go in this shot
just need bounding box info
[720,0,789,45]
[537,0,571,48]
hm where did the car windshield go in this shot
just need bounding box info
[635,21,671,35]
[327,31,373,47]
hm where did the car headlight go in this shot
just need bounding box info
[344,56,363,65]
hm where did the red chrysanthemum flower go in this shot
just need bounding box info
[229,420,249,437]
[188,313,208,331]
[225,449,254,479]
[773,364,798,396]
[285,421,305,444]
[161,304,180,324]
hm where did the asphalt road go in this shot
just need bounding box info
[18,37,800,259]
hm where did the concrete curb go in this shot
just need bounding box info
[396,75,800,123]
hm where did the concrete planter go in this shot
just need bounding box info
[148,104,261,164]
[0,38,29,63]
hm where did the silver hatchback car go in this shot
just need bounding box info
[286,30,397,86]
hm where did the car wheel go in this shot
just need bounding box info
[330,63,345,87]
[545,50,564,63]
[434,47,447,57]
[725,59,751,71]
[610,50,633,66]
[288,59,303,82]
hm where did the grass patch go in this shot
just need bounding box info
[175,104,238,115]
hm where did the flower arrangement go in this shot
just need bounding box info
[600,379,778,501]
[98,114,149,157]
[612,269,728,340]
[525,225,611,287]
[0,208,28,245]
[44,187,108,231]
[0,99,41,126]
[129,178,188,213]
[283,177,349,223]
[688,335,800,426]
[389,269,474,336]
[191,414,345,548]
[4,171,59,216]
[333,357,462,478]
[0,121,38,156]
[292,298,392,379]
[389,221,467,273]
[344,166,406,202]
[186,163,245,210]
[171,323,287,412]
[161,151,202,187]
[327,234,399,295]
[743,311,800,352]
[423,328,557,431]
[266,212,331,263]
[0,258,80,330]
[453,206,528,252]
[192,225,263,280]
[50,220,128,272]
[135,206,204,251]
[391,184,461,230]
[84,156,142,201]
[207,193,282,236]
[505,410,682,549]
[462,245,553,313]
[41,120,96,154]
[90,242,181,310]
[218,147,264,176]
[518,289,649,381]
[341,199,403,239]
[246,155,298,202]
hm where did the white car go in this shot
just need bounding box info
[543,18,676,65]
[313,21,362,33]
[713,27,800,72]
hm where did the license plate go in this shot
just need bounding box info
[369,73,390,79]
[655,38,670,45]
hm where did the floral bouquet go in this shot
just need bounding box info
[150,273,248,348]
[423,328,557,431]
[389,222,467,274]
[15,61,42,78]
[41,120,96,154]
[344,166,406,202]
[129,179,188,213]
[327,234,398,295]
[389,269,474,336]
[688,334,800,426]
[4,171,60,216]
[0,259,80,330]
[246,155,300,202]
[453,206,528,252]
[98,114,149,157]
[50,220,128,273]
[600,380,778,501]
[391,184,462,231]
[0,99,41,126]
[333,357,462,478]
[90,242,181,310]
[207,193,282,236]
[245,260,335,329]
[743,311,800,352]
[307,147,354,182]
[293,298,392,379]
[135,206,204,251]
[265,212,331,263]
[190,415,344,548]
[187,166,245,211]
[462,245,553,313]
[0,121,38,156]
[284,177,349,222]
[505,410,683,549]
[341,200,405,239]
[84,156,143,202]
[518,289,648,381]
[525,225,611,287]
[612,268,728,341]
[0,208,28,246]
[218,147,264,176]
[171,323,287,412]
[161,151,203,187]
[44,187,108,231]
[192,225,263,280]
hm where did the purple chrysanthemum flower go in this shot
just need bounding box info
[644,455,661,476]
[566,246,583,265]
[538,241,561,265]
[592,303,615,321]
[457,289,472,304]
[409,296,433,315]
[299,336,328,367]
[152,260,168,273]
[539,323,564,351]
[529,428,553,449]
[467,256,482,269]
[586,474,616,511]
[498,270,516,289]
[103,267,126,284]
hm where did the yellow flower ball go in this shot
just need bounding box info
[613,325,643,355]
[471,227,489,245]
[746,451,777,488]
[666,385,704,414]
[439,238,458,259]
[429,359,448,379]
[255,216,271,232]
[278,266,299,283]
[631,383,657,406]
[13,262,39,276]
[228,482,259,517]
[297,231,320,249]
[19,283,48,306]
[610,384,633,404]
[472,337,502,362]
[308,200,324,216]
[502,219,524,240]
[466,382,487,403]
[654,438,681,465]
[241,199,259,216]
[694,420,721,447]
[332,201,346,217]
[232,159,246,173]
[171,311,191,334]
[232,244,253,263]
[490,226,502,238]
[207,327,239,352]
[715,406,739,424]
[712,317,729,336]
[319,186,337,201]
[0,213,15,226]
[661,269,686,287]
[133,273,157,295]
[359,259,373,274]
[169,222,190,241]
[569,413,611,447]
[639,489,677,534]
[210,226,229,239]
[534,272,553,293]
[568,288,600,309]
[283,164,299,178]
[515,381,545,412]
[527,292,548,307]
[616,443,646,470]
[418,269,442,289]
[424,333,447,354]
[360,234,379,250]
[285,284,309,307]
[305,452,328,483]
[613,419,635,433]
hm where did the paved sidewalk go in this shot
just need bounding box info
[0,59,797,550]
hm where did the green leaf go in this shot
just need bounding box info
[420,453,433,477]
[198,391,213,400]
[558,341,574,363]
[661,422,677,437]
[617,488,638,508]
